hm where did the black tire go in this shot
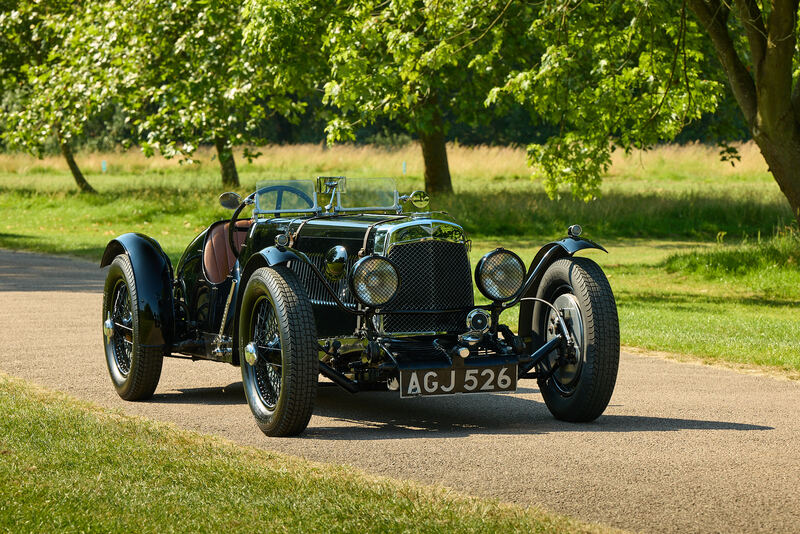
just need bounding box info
[239,265,318,437]
[532,257,619,422]
[102,255,163,400]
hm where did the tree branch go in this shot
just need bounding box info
[733,0,767,71]
[687,0,758,124]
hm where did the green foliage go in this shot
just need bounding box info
[0,1,109,155]
[321,0,529,142]
[487,1,721,200]
[108,0,306,164]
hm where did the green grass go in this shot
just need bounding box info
[0,373,607,533]
[664,229,800,278]
[1,143,798,375]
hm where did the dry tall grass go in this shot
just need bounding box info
[607,142,770,182]
[0,141,775,194]
[0,143,531,180]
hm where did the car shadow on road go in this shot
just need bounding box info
[145,380,773,438]
[305,386,774,440]
[149,381,343,406]
[150,382,247,406]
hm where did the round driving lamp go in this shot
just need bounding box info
[350,255,400,307]
[324,245,348,281]
[475,249,526,302]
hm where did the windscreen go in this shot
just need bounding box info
[336,177,398,211]
[254,180,318,214]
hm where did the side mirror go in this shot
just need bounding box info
[219,192,242,210]
[408,190,429,209]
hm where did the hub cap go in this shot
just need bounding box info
[544,292,585,393]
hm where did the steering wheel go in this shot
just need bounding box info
[256,184,314,212]
[227,185,314,258]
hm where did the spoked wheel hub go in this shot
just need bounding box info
[109,281,134,377]
[245,297,283,413]
[544,292,585,395]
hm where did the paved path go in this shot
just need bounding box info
[0,248,798,533]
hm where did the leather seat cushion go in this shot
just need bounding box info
[203,220,252,284]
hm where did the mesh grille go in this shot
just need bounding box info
[289,253,358,308]
[382,240,473,333]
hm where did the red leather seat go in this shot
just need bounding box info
[203,220,252,284]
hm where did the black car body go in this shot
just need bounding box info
[101,177,619,436]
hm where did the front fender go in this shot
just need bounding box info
[238,246,302,294]
[100,233,175,348]
[516,236,607,342]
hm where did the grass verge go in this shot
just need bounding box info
[0,373,610,533]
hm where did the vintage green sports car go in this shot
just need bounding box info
[101,176,619,436]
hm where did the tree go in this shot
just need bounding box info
[0,1,100,193]
[684,0,800,223]
[484,1,800,224]
[242,0,334,143]
[485,2,719,200]
[323,0,533,194]
[109,0,309,188]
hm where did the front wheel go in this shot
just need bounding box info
[239,266,318,437]
[533,257,619,422]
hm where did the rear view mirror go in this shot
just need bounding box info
[219,192,242,210]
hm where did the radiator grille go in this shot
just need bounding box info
[289,253,358,308]
[382,240,473,333]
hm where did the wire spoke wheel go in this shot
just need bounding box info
[239,265,318,437]
[102,254,163,401]
[110,280,134,376]
[250,297,283,411]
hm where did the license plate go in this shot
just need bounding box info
[399,364,517,398]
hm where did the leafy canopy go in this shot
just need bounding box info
[487,1,721,200]
[322,0,532,141]
[0,1,114,155]
[103,0,298,163]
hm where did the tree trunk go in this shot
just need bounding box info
[418,114,453,194]
[275,114,294,144]
[56,132,95,194]
[215,136,240,188]
[752,135,800,225]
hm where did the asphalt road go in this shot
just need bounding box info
[1,248,798,533]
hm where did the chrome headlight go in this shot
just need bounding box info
[475,249,526,302]
[350,255,400,307]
